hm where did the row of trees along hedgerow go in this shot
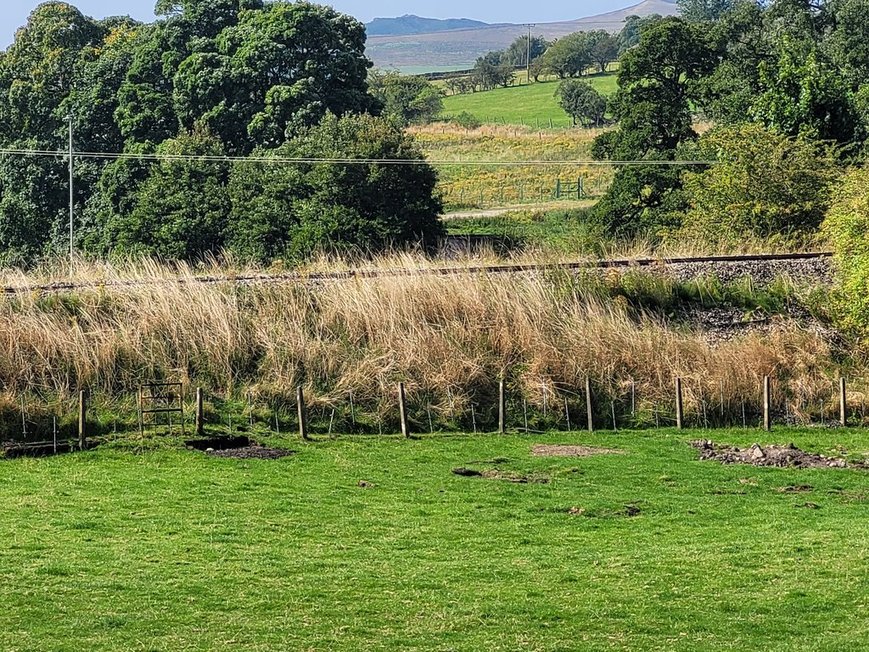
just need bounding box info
[0,1,444,266]
[586,0,869,246]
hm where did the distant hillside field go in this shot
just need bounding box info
[441,76,618,129]
[366,0,679,70]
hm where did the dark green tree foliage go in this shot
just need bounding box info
[677,0,739,22]
[368,71,443,125]
[540,32,594,78]
[0,1,443,265]
[472,51,515,90]
[555,80,607,126]
[103,132,230,259]
[591,18,714,237]
[227,114,444,262]
[618,14,663,52]
[752,43,861,145]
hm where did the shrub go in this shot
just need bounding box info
[680,124,840,246]
[822,167,869,334]
[453,111,482,130]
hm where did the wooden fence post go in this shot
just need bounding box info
[839,377,847,427]
[675,378,684,430]
[585,377,594,433]
[297,386,309,442]
[78,389,88,450]
[498,379,506,435]
[399,382,410,438]
[195,387,204,436]
[763,376,772,432]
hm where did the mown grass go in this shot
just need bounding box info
[0,428,866,651]
[441,74,618,129]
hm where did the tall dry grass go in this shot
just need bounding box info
[0,256,853,433]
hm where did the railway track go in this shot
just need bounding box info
[0,252,833,295]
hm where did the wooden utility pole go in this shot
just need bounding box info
[526,24,533,84]
[498,379,506,434]
[195,387,204,436]
[398,383,410,438]
[839,377,847,427]
[78,389,88,450]
[297,386,309,441]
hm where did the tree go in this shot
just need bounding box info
[472,52,514,90]
[751,44,861,146]
[825,0,869,88]
[103,132,231,260]
[619,14,663,52]
[587,31,620,73]
[555,80,607,126]
[227,114,444,262]
[503,35,549,67]
[677,0,739,22]
[540,32,593,78]
[591,18,715,236]
[600,18,714,160]
[0,2,101,145]
[368,71,443,125]
[681,124,840,244]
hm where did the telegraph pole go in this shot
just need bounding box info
[526,24,534,84]
[68,114,74,265]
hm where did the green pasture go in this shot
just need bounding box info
[441,74,618,129]
[1,427,867,651]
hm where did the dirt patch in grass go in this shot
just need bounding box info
[569,504,642,519]
[532,445,622,458]
[186,437,294,460]
[452,467,550,484]
[693,440,867,470]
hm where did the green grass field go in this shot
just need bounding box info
[441,74,619,129]
[1,428,867,651]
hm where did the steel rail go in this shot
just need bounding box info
[0,252,833,296]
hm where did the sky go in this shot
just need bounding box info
[1,0,641,47]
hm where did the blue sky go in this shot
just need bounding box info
[1,1,641,47]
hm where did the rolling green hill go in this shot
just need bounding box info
[441,75,618,128]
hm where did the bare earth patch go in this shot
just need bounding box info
[693,440,867,470]
[206,446,294,460]
[452,467,550,484]
[532,444,622,458]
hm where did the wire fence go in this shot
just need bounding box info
[3,375,867,454]
[440,174,613,210]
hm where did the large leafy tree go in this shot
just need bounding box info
[591,18,715,236]
[368,71,443,125]
[103,132,230,260]
[227,114,444,262]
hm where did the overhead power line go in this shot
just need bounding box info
[0,147,718,167]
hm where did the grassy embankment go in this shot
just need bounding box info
[0,256,847,442]
[440,74,618,129]
[1,428,867,651]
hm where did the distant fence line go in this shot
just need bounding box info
[440,175,611,209]
[3,375,866,454]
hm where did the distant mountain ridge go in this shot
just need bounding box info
[366,0,679,71]
[366,15,490,37]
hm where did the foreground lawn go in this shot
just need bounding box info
[441,75,618,129]
[1,429,867,651]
